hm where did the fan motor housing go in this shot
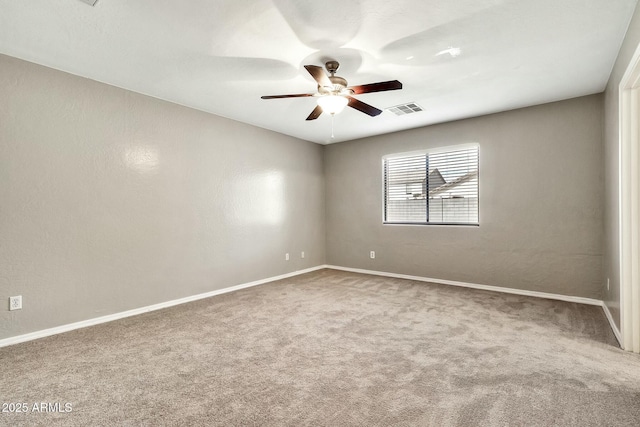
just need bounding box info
[329,75,347,88]
[318,60,350,94]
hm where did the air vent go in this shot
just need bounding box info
[78,0,99,6]
[387,102,423,116]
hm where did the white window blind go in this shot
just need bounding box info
[383,146,479,225]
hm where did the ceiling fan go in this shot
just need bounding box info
[261,60,402,120]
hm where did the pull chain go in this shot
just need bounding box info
[331,114,335,139]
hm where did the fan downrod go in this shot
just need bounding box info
[324,61,347,90]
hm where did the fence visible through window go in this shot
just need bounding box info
[383,146,479,225]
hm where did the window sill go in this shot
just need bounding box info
[383,222,480,227]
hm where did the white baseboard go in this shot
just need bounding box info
[326,265,604,306]
[328,265,628,348]
[0,265,326,349]
[3,264,619,349]
[326,265,628,347]
[601,302,623,346]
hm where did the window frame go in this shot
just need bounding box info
[381,143,480,227]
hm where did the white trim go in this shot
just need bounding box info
[2,264,620,349]
[0,265,326,349]
[326,266,628,345]
[326,265,603,306]
[602,303,623,346]
[618,40,640,353]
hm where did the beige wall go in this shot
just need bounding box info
[603,4,640,330]
[325,95,604,299]
[0,54,325,340]
[0,41,625,342]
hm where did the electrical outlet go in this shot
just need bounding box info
[285,253,290,261]
[9,296,22,311]
[301,251,305,259]
[370,251,375,259]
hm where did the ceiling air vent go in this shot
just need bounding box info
[387,102,423,116]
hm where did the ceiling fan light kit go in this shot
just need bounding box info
[261,60,403,122]
[317,95,348,115]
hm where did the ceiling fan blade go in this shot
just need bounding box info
[347,96,383,117]
[348,80,403,95]
[304,65,332,88]
[261,93,314,99]
[306,105,323,121]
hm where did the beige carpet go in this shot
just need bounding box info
[1,269,640,426]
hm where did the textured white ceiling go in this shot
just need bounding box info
[0,0,637,144]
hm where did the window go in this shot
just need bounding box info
[383,145,479,225]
